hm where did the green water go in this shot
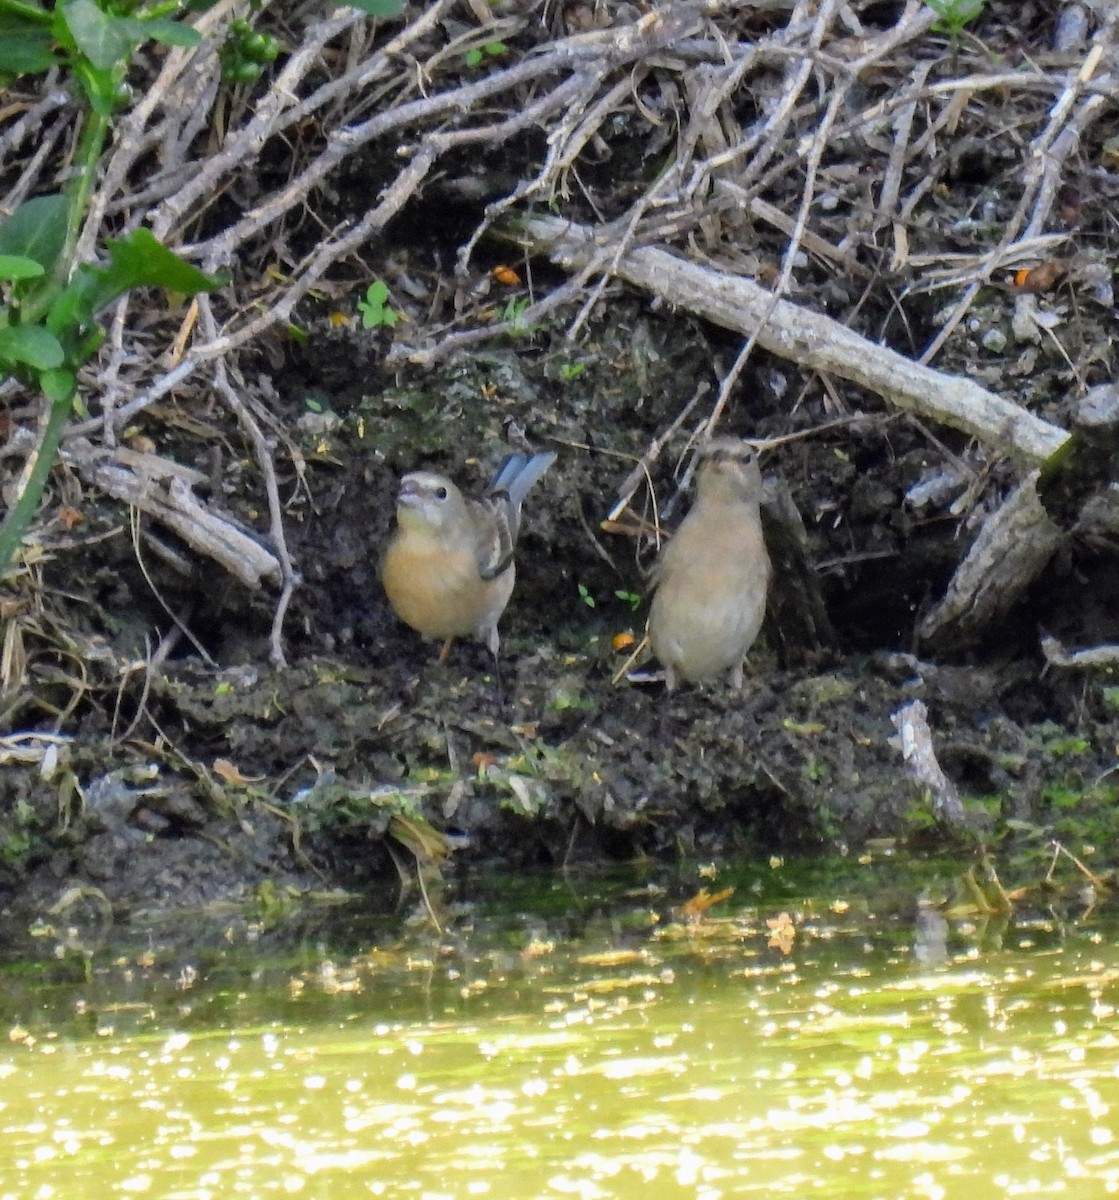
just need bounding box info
[2,859,1118,1199]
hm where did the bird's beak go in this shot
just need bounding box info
[397,478,424,508]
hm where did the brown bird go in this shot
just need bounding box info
[381,451,557,660]
[647,439,770,690]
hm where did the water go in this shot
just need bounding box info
[2,857,1117,1198]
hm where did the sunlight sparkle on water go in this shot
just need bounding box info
[4,866,1119,1198]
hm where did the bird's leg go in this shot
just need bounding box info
[729,661,744,689]
[437,637,454,664]
[487,626,504,709]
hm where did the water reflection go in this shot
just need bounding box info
[1,858,1117,1199]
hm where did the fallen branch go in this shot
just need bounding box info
[511,214,1069,466]
[1041,636,1119,670]
[64,442,281,591]
[919,474,1061,647]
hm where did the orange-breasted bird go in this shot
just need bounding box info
[647,439,770,691]
[381,451,557,659]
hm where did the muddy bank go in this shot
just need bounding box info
[4,308,1119,929]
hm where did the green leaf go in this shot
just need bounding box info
[69,228,226,316]
[45,231,224,356]
[0,324,65,370]
[40,368,77,403]
[0,22,58,75]
[366,280,388,306]
[103,228,227,294]
[0,194,69,273]
[63,0,138,69]
[0,254,45,282]
[141,17,202,49]
[46,273,101,340]
[465,47,482,67]
[343,0,404,16]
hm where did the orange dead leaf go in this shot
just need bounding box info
[676,886,735,922]
[212,758,263,785]
[612,631,636,651]
[511,722,539,738]
[471,752,499,770]
[491,265,521,286]
[328,311,351,328]
[57,505,84,530]
[1011,260,1070,293]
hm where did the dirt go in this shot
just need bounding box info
[4,0,1119,934]
[3,298,1119,935]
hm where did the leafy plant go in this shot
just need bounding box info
[614,589,642,612]
[577,583,595,608]
[465,40,506,68]
[924,0,986,37]
[0,0,227,582]
[356,279,399,328]
[501,296,535,333]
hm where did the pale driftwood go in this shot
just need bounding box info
[64,444,281,590]
[919,474,1061,646]
[890,699,970,830]
[922,383,1119,648]
[513,214,1070,466]
[1041,636,1119,670]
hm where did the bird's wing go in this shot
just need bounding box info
[488,451,557,537]
[646,529,683,592]
[471,496,517,581]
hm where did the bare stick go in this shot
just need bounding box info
[514,213,1069,464]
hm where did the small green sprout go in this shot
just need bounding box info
[577,583,595,608]
[502,296,532,329]
[924,0,986,36]
[615,589,643,612]
[559,362,586,381]
[465,41,506,68]
[357,280,399,329]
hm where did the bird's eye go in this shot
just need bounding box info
[435,486,448,500]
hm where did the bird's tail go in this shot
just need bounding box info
[490,451,557,510]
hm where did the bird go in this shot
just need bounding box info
[381,451,557,661]
[647,438,770,691]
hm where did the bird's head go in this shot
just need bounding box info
[396,471,467,533]
[696,439,763,503]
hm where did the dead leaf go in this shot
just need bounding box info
[676,886,735,921]
[212,759,263,785]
